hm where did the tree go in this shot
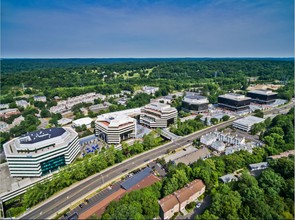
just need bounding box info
[222,115,230,121]
[210,118,218,125]
[258,169,285,196]
[40,109,51,118]
[254,109,264,118]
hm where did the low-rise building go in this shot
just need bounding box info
[159,179,206,219]
[72,117,93,128]
[200,133,216,146]
[218,93,251,111]
[249,162,268,171]
[142,86,159,95]
[211,141,226,152]
[219,174,238,183]
[95,113,136,144]
[57,118,73,126]
[89,102,111,113]
[0,108,21,119]
[15,100,30,108]
[34,96,47,102]
[0,104,9,109]
[182,93,209,113]
[140,102,177,128]
[200,131,245,146]
[0,121,9,132]
[233,116,265,132]
[3,127,80,177]
[247,89,277,104]
[174,147,210,165]
[225,143,255,155]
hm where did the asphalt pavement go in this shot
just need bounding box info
[20,120,235,220]
[19,102,294,220]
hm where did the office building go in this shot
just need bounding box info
[72,117,93,128]
[95,113,136,144]
[218,93,251,111]
[233,116,265,132]
[3,127,80,177]
[140,103,177,128]
[247,89,277,104]
[182,93,209,112]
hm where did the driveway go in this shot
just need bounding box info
[178,195,211,220]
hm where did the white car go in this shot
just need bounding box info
[196,202,202,208]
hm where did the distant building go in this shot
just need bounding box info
[249,162,268,171]
[173,147,211,165]
[0,104,9,109]
[57,118,73,126]
[200,131,245,146]
[211,141,226,152]
[95,113,136,144]
[233,116,265,132]
[15,100,30,108]
[3,127,80,177]
[0,121,9,132]
[218,93,251,111]
[225,143,255,155]
[140,102,177,128]
[0,108,21,119]
[72,117,93,128]
[182,93,209,113]
[219,174,238,183]
[158,179,206,219]
[142,86,159,95]
[89,103,111,113]
[247,89,277,104]
[34,96,47,102]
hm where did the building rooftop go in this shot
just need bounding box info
[219,93,251,101]
[19,128,66,144]
[120,167,153,190]
[174,147,210,165]
[4,127,78,156]
[144,102,176,113]
[249,162,268,170]
[159,194,180,213]
[247,89,277,96]
[219,174,238,183]
[96,113,135,128]
[72,117,93,126]
[234,116,265,127]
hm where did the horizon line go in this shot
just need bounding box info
[1,56,294,59]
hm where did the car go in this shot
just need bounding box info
[79,203,84,208]
[196,202,201,208]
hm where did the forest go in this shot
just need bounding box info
[1,59,294,102]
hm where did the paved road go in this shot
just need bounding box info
[20,120,235,220]
[19,102,294,220]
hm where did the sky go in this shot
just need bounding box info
[1,0,294,58]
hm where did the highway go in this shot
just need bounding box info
[19,102,294,219]
[20,120,235,220]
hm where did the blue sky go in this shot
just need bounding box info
[1,0,294,58]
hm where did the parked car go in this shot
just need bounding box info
[196,202,202,208]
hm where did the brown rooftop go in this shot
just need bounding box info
[159,194,179,213]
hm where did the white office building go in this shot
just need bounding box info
[95,113,136,144]
[233,116,265,132]
[72,117,93,128]
[140,102,177,128]
[3,127,80,177]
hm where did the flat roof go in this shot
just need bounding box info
[19,128,66,144]
[96,113,135,127]
[120,167,152,190]
[219,93,251,101]
[72,117,93,125]
[247,89,277,95]
[234,116,265,126]
[174,147,210,165]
